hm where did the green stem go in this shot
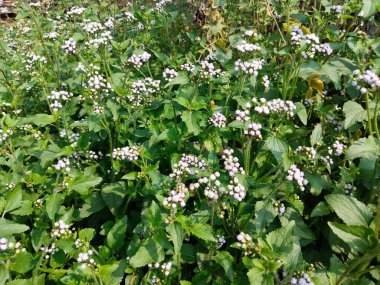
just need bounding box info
[365,92,373,136]
[373,92,379,138]
[244,138,253,175]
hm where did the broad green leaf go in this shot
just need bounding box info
[247,268,263,284]
[310,202,331,217]
[345,137,380,160]
[304,173,330,196]
[79,228,95,242]
[10,252,34,274]
[98,260,128,285]
[266,220,296,254]
[343,101,368,129]
[310,123,323,146]
[360,0,379,18]
[164,73,189,87]
[101,182,126,217]
[0,219,29,236]
[325,194,372,226]
[215,251,234,281]
[190,223,215,241]
[295,102,307,125]
[46,193,63,220]
[254,201,277,232]
[107,215,128,251]
[181,110,201,135]
[167,222,184,255]
[71,175,102,195]
[3,185,22,215]
[263,136,288,163]
[19,114,56,127]
[328,222,370,252]
[129,238,164,268]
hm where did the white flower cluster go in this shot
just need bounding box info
[48,90,73,112]
[244,122,262,139]
[51,220,73,238]
[180,63,196,73]
[41,243,59,259]
[127,52,151,68]
[87,150,104,160]
[148,261,172,276]
[328,140,345,156]
[124,11,136,22]
[236,41,261,52]
[208,112,227,127]
[251,97,296,117]
[0,238,23,254]
[77,249,96,269]
[222,149,245,177]
[163,183,187,209]
[235,109,250,122]
[23,51,47,71]
[0,128,13,143]
[53,157,71,172]
[273,201,286,216]
[352,69,380,94]
[234,59,264,76]
[62,38,77,54]
[191,172,225,201]
[244,30,256,37]
[344,183,356,196]
[236,232,254,255]
[66,6,86,18]
[85,31,112,49]
[199,60,222,79]
[85,73,113,97]
[295,146,317,159]
[227,177,246,201]
[155,0,173,12]
[286,164,308,191]
[169,154,207,179]
[290,273,314,285]
[104,18,114,29]
[129,78,160,106]
[83,21,105,34]
[332,5,342,14]
[262,75,270,89]
[43,31,59,40]
[216,235,226,248]
[320,154,333,166]
[93,102,104,114]
[163,68,178,82]
[112,146,139,161]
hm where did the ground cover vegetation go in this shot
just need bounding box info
[0,0,380,284]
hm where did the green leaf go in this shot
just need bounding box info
[328,222,370,252]
[181,110,201,135]
[190,223,215,241]
[79,228,95,242]
[19,114,56,127]
[3,185,22,215]
[247,268,263,284]
[310,202,331,217]
[360,0,379,18]
[10,252,34,274]
[345,137,380,160]
[325,194,372,226]
[167,222,184,255]
[129,238,164,268]
[266,221,296,254]
[0,219,29,236]
[254,201,277,231]
[98,260,128,285]
[164,73,189,88]
[295,102,307,125]
[71,175,102,195]
[107,215,128,251]
[263,136,288,163]
[46,193,63,220]
[101,182,126,217]
[215,251,234,281]
[343,101,368,129]
[304,173,330,196]
[310,123,323,146]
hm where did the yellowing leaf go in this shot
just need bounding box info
[308,74,324,95]
[301,26,311,35]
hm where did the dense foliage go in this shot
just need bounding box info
[0,0,380,284]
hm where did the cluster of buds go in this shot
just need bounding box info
[77,249,96,269]
[163,183,188,209]
[228,177,246,201]
[244,122,262,139]
[124,11,136,22]
[328,140,345,156]
[262,75,270,89]
[208,112,227,128]
[62,38,77,54]
[199,60,222,79]
[127,52,151,68]
[286,165,308,191]
[290,271,315,285]
[112,146,139,161]
[190,172,225,201]
[235,109,250,122]
[85,73,113,97]
[180,63,196,73]
[23,51,47,71]
[148,261,172,276]
[251,98,296,117]
[0,128,13,143]
[48,90,73,112]
[162,68,178,82]
[53,157,71,172]
[83,21,105,34]
[65,6,86,18]
[129,78,160,106]
[222,149,245,177]
[234,59,264,76]
[295,146,317,159]
[332,5,342,14]
[352,69,380,94]
[85,31,113,49]
[0,238,24,254]
[169,154,207,179]
[216,235,226,248]
[41,243,59,259]
[320,154,333,166]
[291,26,332,58]
[273,201,286,216]
[344,183,356,196]
[236,232,261,255]
[51,220,73,239]
[236,41,261,52]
